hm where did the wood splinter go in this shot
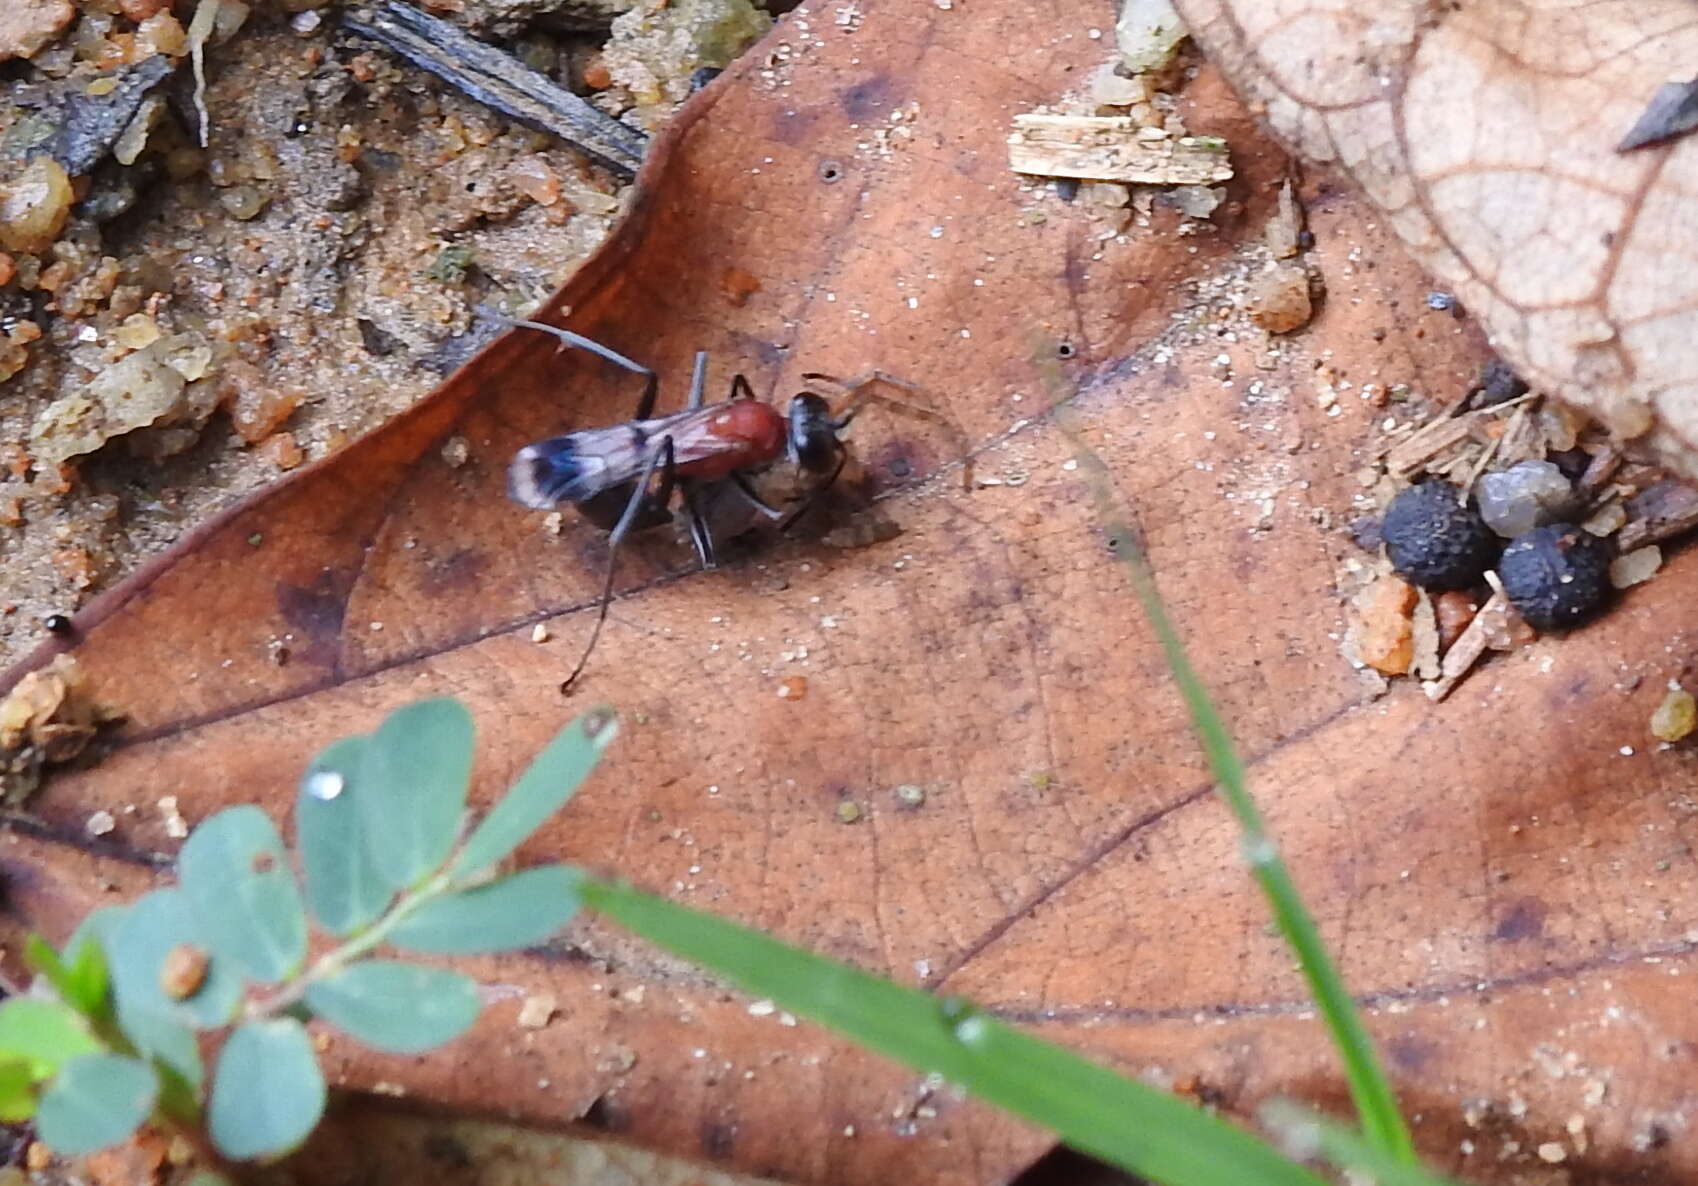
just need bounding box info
[1422,589,1507,702]
[1007,114,1233,185]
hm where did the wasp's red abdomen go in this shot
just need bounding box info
[680,400,787,480]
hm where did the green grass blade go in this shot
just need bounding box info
[582,878,1329,1186]
[1056,418,1415,1164]
[1262,1102,1468,1186]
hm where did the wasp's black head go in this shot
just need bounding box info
[786,393,840,473]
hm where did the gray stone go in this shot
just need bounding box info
[1475,460,1578,539]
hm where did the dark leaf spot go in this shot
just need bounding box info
[1492,898,1546,942]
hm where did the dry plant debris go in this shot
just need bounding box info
[0,653,110,802]
[1003,36,1240,247]
[8,3,1698,1184]
[1340,363,1698,700]
[1007,114,1232,186]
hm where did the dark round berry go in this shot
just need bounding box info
[1472,358,1529,408]
[1498,523,1610,630]
[1381,480,1499,590]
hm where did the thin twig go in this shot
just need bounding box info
[342,2,647,179]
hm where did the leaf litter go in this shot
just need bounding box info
[3,2,1698,1182]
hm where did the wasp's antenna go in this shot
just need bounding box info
[474,305,652,379]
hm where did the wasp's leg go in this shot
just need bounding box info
[677,478,721,570]
[686,351,710,410]
[779,449,849,534]
[562,436,677,694]
[729,472,788,521]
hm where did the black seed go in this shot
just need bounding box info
[1472,358,1528,408]
[43,613,74,635]
[1381,480,1500,590]
[1499,523,1610,630]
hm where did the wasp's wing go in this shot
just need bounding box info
[511,432,633,509]
[508,407,732,510]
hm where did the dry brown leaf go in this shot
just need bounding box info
[2,4,1697,1185]
[1178,0,1698,477]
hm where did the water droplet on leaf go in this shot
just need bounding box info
[305,770,345,801]
[952,1014,991,1047]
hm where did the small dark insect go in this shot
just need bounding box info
[43,613,74,636]
[1498,523,1610,630]
[1382,480,1500,591]
[497,312,959,691]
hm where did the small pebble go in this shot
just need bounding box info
[85,809,116,836]
[1475,460,1577,539]
[158,794,188,839]
[0,156,72,253]
[517,993,557,1029]
[1652,687,1696,743]
[1608,544,1661,589]
[217,185,268,221]
[1350,574,1417,675]
[1581,501,1627,537]
[531,623,550,643]
[1347,514,1384,553]
[836,801,863,824]
[1246,263,1313,333]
